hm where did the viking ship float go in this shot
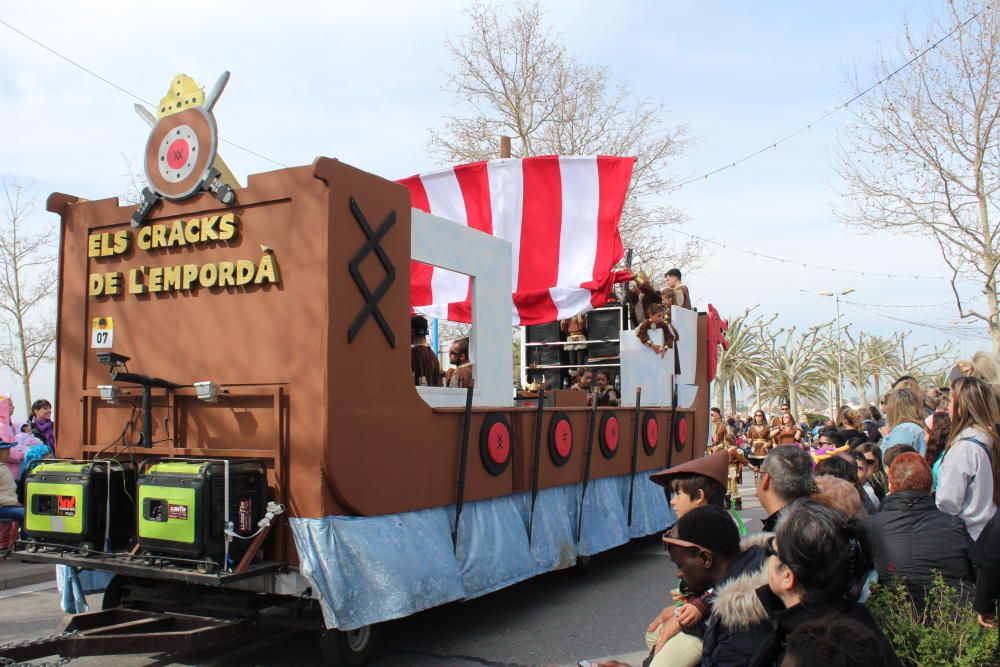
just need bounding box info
[6,72,713,665]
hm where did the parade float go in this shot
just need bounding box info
[4,72,713,665]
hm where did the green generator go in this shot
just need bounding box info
[137,459,267,566]
[24,460,137,553]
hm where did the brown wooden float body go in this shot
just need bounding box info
[48,158,709,563]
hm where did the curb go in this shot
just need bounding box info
[0,562,55,591]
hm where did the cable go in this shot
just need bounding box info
[665,226,952,281]
[675,5,987,188]
[0,18,288,168]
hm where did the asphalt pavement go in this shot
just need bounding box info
[0,475,767,666]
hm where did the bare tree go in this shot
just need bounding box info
[888,332,955,386]
[431,1,700,271]
[0,180,57,411]
[835,1,1000,355]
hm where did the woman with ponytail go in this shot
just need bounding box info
[749,500,900,666]
[936,375,1000,540]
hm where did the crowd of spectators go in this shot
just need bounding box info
[0,396,55,549]
[601,352,1000,667]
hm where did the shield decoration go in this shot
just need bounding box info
[144,107,218,200]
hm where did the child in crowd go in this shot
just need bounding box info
[0,442,25,540]
[30,399,55,454]
[644,451,734,666]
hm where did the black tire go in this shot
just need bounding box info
[102,575,127,610]
[571,554,592,576]
[319,625,379,667]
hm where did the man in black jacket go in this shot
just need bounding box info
[865,452,974,609]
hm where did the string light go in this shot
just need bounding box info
[675,5,987,188]
[0,18,288,168]
[668,227,951,281]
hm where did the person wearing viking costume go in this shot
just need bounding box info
[636,303,676,357]
[725,434,748,509]
[746,410,771,473]
[560,313,588,368]
[626,271,663,328]
[665,268,692,310]
[770,412,803,446]
[410,315,442,386]
[445,337,474,389]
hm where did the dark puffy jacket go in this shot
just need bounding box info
[865,490,975,607]
[700,540,772,667]
[748,586,901,667]
[972,510,1000,616]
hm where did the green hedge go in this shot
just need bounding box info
[868,573,998,666]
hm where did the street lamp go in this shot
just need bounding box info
[819,289,854,411]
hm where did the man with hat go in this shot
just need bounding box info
[410,315,442,387]
[0,441,25,538]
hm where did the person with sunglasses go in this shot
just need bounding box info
[746,411,770,474]
[750,501,900,667]
[854,442,887,500]
[661,506,771,667]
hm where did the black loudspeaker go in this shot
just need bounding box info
[525,321,562,388]
[587,307,623,362]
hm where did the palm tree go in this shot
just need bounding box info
[842,330,902,407]
[865,334,901,404]
[713,307,774,415]
[756,322,833,420]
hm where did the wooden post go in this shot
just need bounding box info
[500,136,512,159]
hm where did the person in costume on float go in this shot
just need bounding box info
[445,337,474,389]
[592,370,620,407]
[746,410,771,474]
[641,451,746,667]
[664,268,692,310]
[560,313,588,369]
[29,398,55,454]
[626,271,664,328]
[770,412,802,447]
[572,368,594,394]
[410,315,442,387]
[637,303,677,358]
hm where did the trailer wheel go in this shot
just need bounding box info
[102,575,127,610]
[319,624,379,666]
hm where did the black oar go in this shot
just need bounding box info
[452,385,475,551]
[576,395,600,543]
[666,342,682,469]
[527,388,545,545]
[626,386,642,526]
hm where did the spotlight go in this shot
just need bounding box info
[194,381,222,403]
[98,385,119,404]
[96,352,130,370]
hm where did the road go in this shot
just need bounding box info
[0,477,766,667]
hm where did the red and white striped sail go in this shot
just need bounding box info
[399,156,635,326]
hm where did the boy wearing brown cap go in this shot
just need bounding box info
[643,451,736,665]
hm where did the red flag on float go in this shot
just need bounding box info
[398,156,635,326]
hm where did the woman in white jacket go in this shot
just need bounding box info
[936,376,1000,540]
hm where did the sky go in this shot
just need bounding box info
[0,1,992,412]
